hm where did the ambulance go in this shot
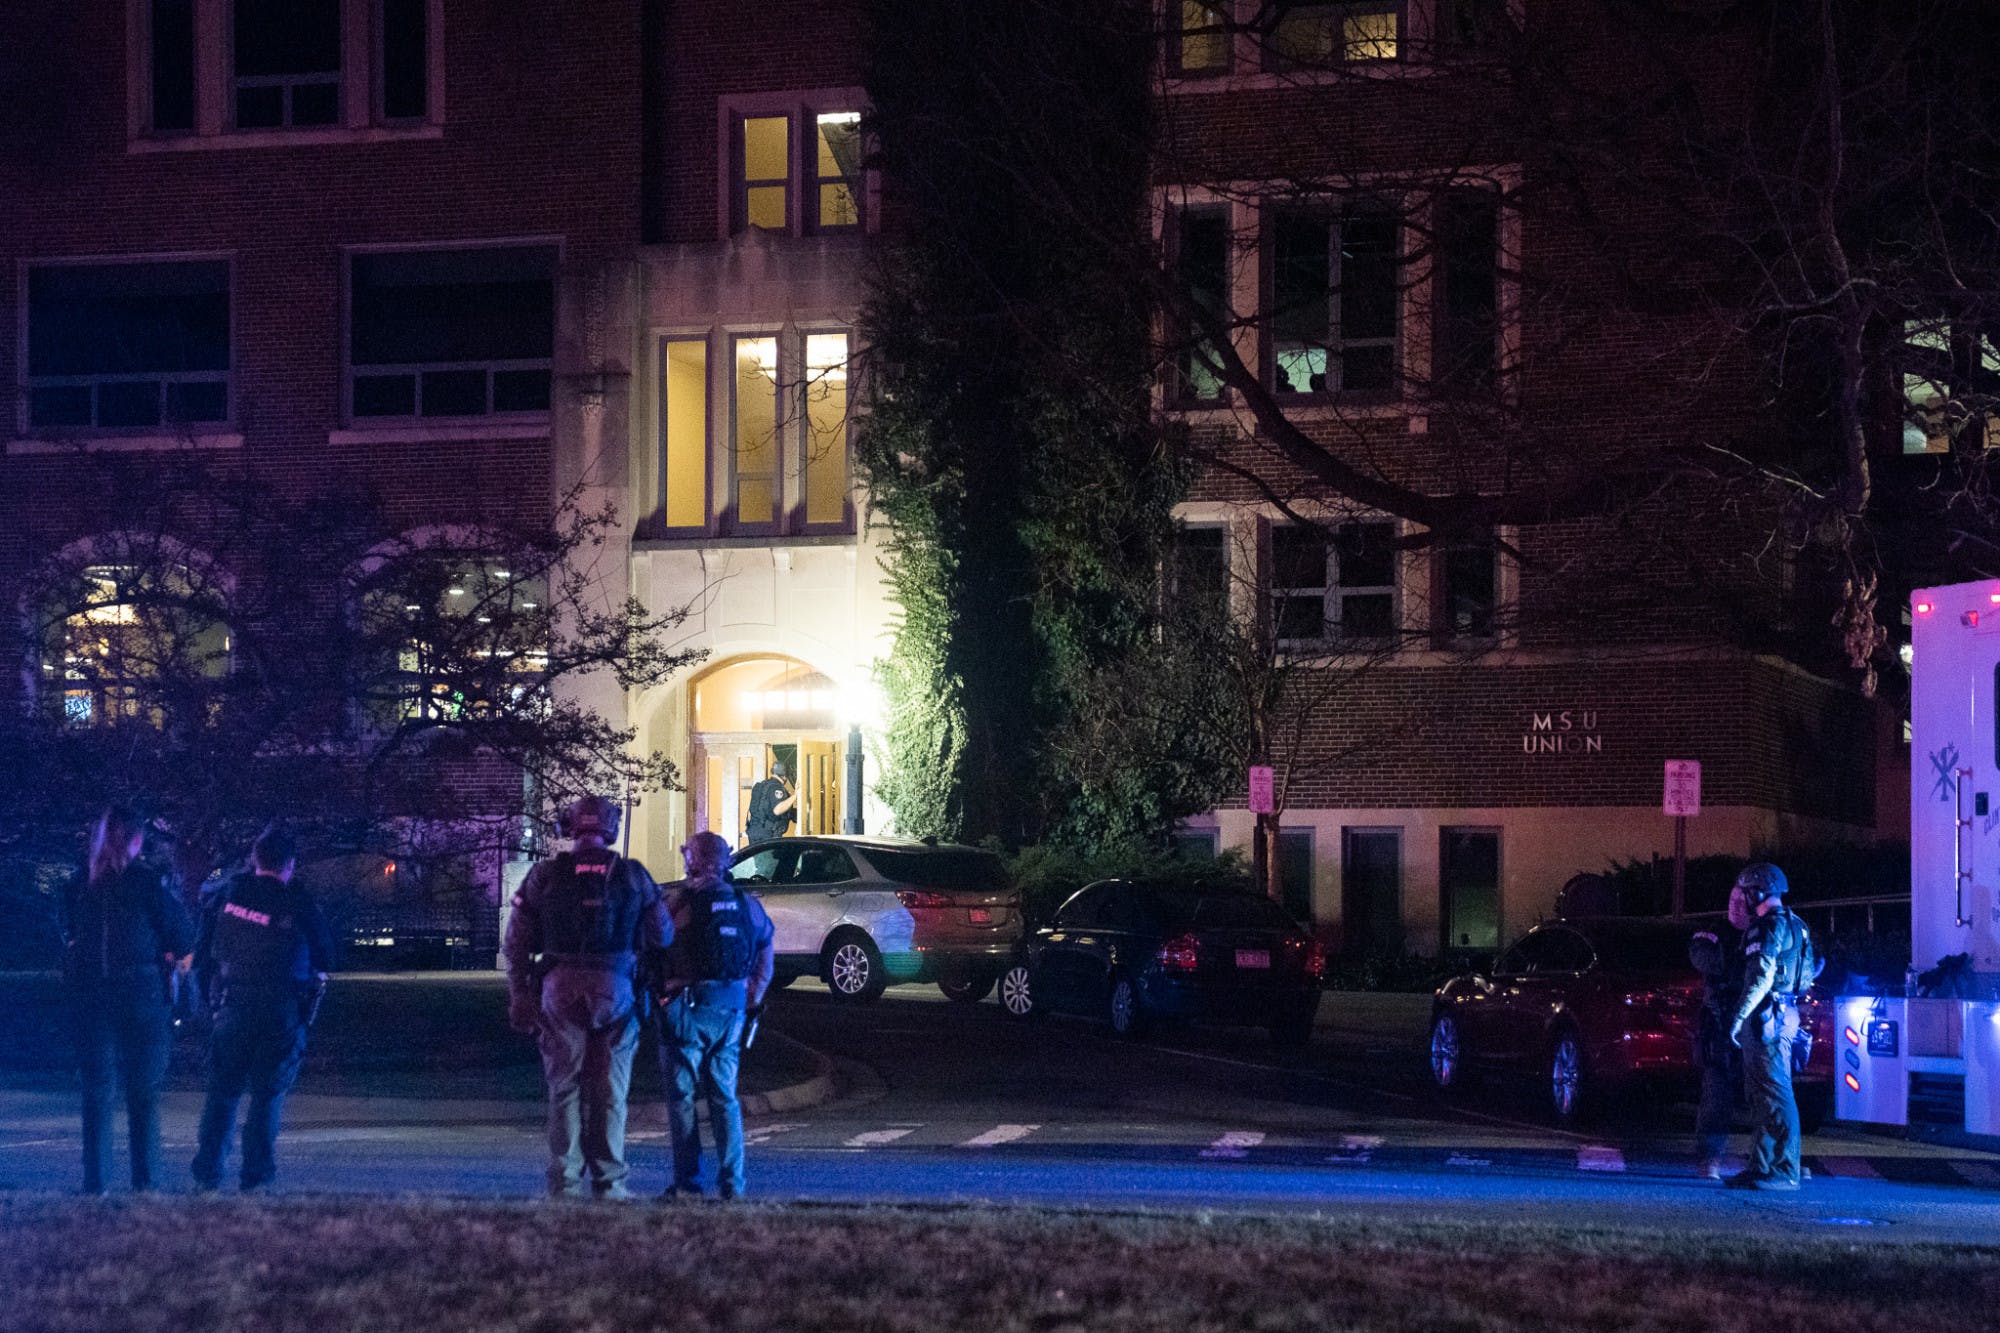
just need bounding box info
[1837,581,2000,1139]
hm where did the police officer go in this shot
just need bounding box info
[1688,882,1751,1179]
[1725,861,1808,1191]
[505,795,669,1199]
[744,760,797,844]
[63,805,194,1193]
[190,824,333,1192]
[654,830,774,1202]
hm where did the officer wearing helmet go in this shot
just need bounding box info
[504,794,669,1199]
[1724,862,1810,1190]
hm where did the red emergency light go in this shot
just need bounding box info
[1844,1025,1861,1046]
[1915,599,1934,615]
[1843,1072,1862,1093]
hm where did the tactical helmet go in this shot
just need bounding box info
[683,830,732,872]
[1734,861,1788,903]
[557,794,621,841]
[770,759,789,780]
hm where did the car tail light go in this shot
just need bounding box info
[1844,1072,1862,1093]
[1158,932,1201,974]
[896,889,952,909]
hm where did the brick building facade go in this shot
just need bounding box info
[1,2,1895,962]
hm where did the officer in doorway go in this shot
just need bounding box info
[655,830,774,1201]
[190,824,334,1192]
[1688,882,1749,1179]
[505,795,669,1199]
[1725,862,1812,1191]
[744,760,797,844]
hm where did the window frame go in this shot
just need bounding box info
[227,0,346,132]
[727,331,786,535]
[797,326,855,533]
[1438,825,1501,953]
[19,253,237,439]
[1265,201,1402,399]
[128,0,445,146]
[715,90,874,241]
[1269,518,1400,651]
[341,239,561,428]
[1167,204,1233,405]
[654,334,715,534]
[1173,1,1233,76]
[1259,1,1407,72]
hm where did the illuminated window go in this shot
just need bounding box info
[739,116,791,232]
[1271,205,1399,395]
[661,339,709,529]
[802,333,850,527]
[814,113,863,231]
[26,260,231,433]
[732,335,781,528]
[1903,319,2000,455]
[1264,2,1400,69]
[362,561,548,725]
[348,244,556,421]
[721,97,870,238]
[1271,521,1397,647]
[44,563,229,728]
[1176,2,1230,75]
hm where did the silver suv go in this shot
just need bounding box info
[725,836,1022,1003]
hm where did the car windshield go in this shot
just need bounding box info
[1578,921,1699,974]
[858,847,1010,893]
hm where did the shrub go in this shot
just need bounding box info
[1005,841,1249,928]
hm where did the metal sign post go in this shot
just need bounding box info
[1248,765,1277,901]
[1663,760,1702,919]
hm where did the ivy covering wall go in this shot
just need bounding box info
[858,0,1235,847]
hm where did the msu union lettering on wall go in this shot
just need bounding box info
[1522,710,1601,755]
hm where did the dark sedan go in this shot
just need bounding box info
[1428,917,1834,1125]
[1000,879,1325,1046]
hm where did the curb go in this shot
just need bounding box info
[742,1030,841,1116]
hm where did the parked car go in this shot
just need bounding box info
[1428,917,1835,1126]
[1000,879,1325,1046]
[725,836,1022,1003]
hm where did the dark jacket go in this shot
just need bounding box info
[61,864,194,988]
[194,870,335,1005]
[1689,925,1742,1020]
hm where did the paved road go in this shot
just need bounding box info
[6,980,2000,1244]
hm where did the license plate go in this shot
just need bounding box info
[969,908,992,924]
[1235,949,1270,969]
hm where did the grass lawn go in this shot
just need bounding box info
[0,972,816,1100]
[2,1196,1995,1333]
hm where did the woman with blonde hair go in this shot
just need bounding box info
[60,805,193,1193]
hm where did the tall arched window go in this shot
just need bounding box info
[39,561,230,727]
[357,557,549,727]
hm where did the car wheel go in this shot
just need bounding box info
[1107,974,1151,1039]
[1549,1028,1587,1126]
[998,961,1038,1020]
[1429,1013,1466,1094]
[822,931,887,1003]
[937,964,997,1004]
[1269,1013,1314,1050]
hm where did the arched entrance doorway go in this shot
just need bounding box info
[689,656,845,847]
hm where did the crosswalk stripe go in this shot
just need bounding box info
[959,1124,1039,1148]
[1578,1145,1625,1172]
[1199,1130,1265,1159]
[744,1123,804,1146]
[844,1126,920,1148]
[1815,1156,1882,1180]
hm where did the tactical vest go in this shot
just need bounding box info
[681,882,755,981]
[539,851,642,958]
[212,874,308,987]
